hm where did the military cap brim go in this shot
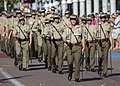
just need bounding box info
[47,11,50,14]
[26,14,31,17]
[53,15,60,19]
[19,16,25,22]
[100,14,107,18]
[70,15,77,20]
[31,12,36,15]
[16,10,21,14]
[40,8,46,13]
[49,17,54,21]
[51,6,56,11]
[44,19,50,23]
[65,11,70,14]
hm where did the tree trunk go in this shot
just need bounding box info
[4,0,8,11]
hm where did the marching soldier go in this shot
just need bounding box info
[96,13,112,77]
[42,19,51,70]
[5,13,14,56]
[37,8,46,62]
[28,12,38,58]
[46,6,56,19]
[13,10,22,66]
[13,16,32,71]
[50,14,64,74]
[62,10,71,61]
[1,11,7,53]
[82,15,96,71]
[63,14,85,82]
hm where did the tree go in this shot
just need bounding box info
[4,0,20,11]
[8,0,20,5]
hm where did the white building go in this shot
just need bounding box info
[45,0,120,16]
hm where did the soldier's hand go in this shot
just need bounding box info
[82,47,85,54]
[109,46,113,51]
[29,43,32,46]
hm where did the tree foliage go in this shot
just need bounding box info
[0,0,3,8]
[8,0,20,5]
[0,0,20,8]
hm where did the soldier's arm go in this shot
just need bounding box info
[81,33,85,54]
[29,30,32,46]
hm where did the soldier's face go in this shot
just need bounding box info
[101,17,105,22]
[17,14,21,17]
[41,12,45,16]
[32,15,35,18]
[20,20,25,25]
[65,14,69,18]
[88,21,92,24]
[54,18,59,23]
[71,19,76,26]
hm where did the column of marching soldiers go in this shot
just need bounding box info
[0,6,115,82]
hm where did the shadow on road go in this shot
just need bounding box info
[80,77,103,82]
[0,75,31,82]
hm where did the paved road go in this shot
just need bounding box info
[0,51,120,86]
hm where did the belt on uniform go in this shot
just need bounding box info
[87,40,97,43]
[72,43,80,46]
[100,38,109,42]
[20,38,29,41]
[54,38,62,41]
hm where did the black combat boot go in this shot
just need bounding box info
[14,58,18,66]
[98,58,103,76]
[68,65,73,81]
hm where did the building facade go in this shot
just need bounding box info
[44,0,120,16]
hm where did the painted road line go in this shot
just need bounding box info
[0,67,25,86]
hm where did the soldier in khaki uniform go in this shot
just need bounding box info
[62,10,71,60]
[50,14,64,74]
[1,11,7,53]
[96,13,112,77]
[13,16,32,71]
[82,16,96,71]
[63,15,85,82]
[28,12,38,58]
[46,6,56,19]
[13,10,22,66]
[37,8,46,62]
[42,19,52,70]
[5,14,14,56]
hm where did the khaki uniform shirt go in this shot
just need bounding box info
[39,17,46,31]
[97,22,111,39]
[13,24,30,40]
[28,18,37,31]
[62,16,71,27]
[51,22,65,39]
[83,24,96,41]
[42,24,51,38]
[63,25,84,44]
[1,16,7,27]
[13,17,19,28]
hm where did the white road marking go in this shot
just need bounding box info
[0,67,25,86]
